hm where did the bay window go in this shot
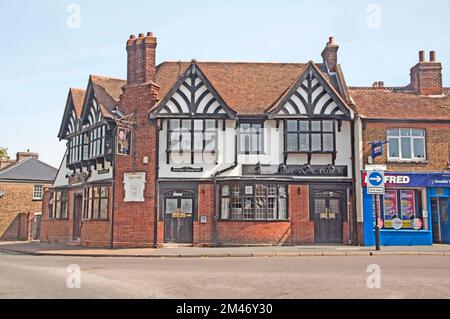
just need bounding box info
[387,128,426,161]
[285,119,335,153]
[220,183,288,220]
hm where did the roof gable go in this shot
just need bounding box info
[268,62,352,119]
[0,158,57,182]
[57,88,85,139]
[150,62,236,119]
[80,75,126,125]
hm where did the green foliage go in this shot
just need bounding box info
[0,147,8,159]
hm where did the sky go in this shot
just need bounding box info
[0,0,449,167]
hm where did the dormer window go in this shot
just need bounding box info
[239,122,263,155]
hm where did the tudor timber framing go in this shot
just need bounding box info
[149,61,236,119]
[268,62,352,120]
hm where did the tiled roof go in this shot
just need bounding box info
[349,87,450,120]
[154,61,345,115]
[90,75,127,117]
[69,88,86,117]
[0,158,57,182]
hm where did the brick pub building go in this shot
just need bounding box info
[41,32,448,248]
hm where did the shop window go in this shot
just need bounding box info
[375,189,423,229]
[49,191,68,219]
[83,186,109,219]
[220,183,287,221]
[387,128,426,161]
[285,119,335,153]
[239,123,263,154]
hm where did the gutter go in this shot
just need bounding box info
[110,125,117,249]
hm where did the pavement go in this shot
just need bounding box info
[1,240,450,258]
[0,251,449,298]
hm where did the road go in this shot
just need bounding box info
[0,251,449,298]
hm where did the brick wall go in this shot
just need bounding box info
[112,82,159,248]
[0,182,50,240]
[40,188,73,244]
[362,121,450,172]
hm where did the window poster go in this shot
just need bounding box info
[383,190,398,228]
[117,127,132,156]
[372,194,382,228]
[400,190,416,228]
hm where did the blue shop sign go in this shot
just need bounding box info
[363,172,450,188]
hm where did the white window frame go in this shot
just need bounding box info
[33,185,44,200]
[387,128,426,162]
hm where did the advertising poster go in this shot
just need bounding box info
[372,195,381,228]
[383,190,398,228]
[400,190,416,229]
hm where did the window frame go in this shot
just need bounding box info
[83,186,110,220]
[67,133,83,164]
[238,122,264,155]
[49,190,68,219]
[88,124,106,159]
[167,119,218,163]
[32,185,44,200]
[220,182,288,221]
[387,128,426,162]
[284,119,336,154]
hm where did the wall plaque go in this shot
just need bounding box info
[123,172,145,202]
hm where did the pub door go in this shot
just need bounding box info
[164,191,194,244]
[313,190,344,244]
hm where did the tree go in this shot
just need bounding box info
[0,147,8,159]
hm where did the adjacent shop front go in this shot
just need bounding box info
[362,172,450,246]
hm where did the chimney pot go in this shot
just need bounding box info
[419,50,425,62]
[430,51,436,62]
[138,33,144,38]
[130,35,136,40]
[329,37,334,44]
[126,32,157,85]
[147,32,153,37]
[378,81,384,88]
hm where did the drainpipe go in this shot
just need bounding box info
[351,116,358,245]
[153,120,160,248]
[212,133,238,247]
[110,124,117,249]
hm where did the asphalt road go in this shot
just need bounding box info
[0,251,449,299]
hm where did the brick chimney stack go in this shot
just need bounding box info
[410,50,443,95]
[321,37,339,73]
[16,151,39,162]
[126,32,157,85]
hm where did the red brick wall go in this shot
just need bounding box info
[81,220,111,247]
[193,183,214,246]
[362,121,450,172]
[112,82,159,248]
[288,184,314,244]
[40,188,73,243]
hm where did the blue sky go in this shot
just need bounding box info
[0,0,449,167]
